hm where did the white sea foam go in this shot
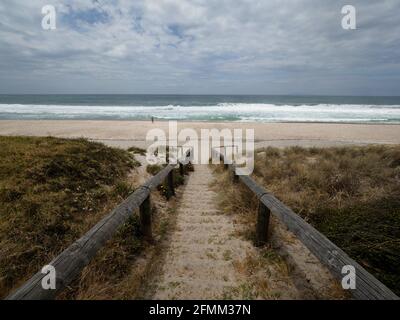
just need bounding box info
[1,103,400,123]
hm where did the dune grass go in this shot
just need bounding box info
[215,145,400,296]
[0,136,140,298]
[127,146,146,156]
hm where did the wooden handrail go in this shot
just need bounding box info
[6,149,191,300]
[215,148,399,300]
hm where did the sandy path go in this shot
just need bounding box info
[147,165,255,299]
[143,165,346,300]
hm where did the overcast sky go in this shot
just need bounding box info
[0,0,399,95]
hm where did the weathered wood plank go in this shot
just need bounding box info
[7,149,191,300]
[238,175,268,199]
[213,147,399,300]
[260,193,398,300]
[6,186,149,300]
[141,164,174,190]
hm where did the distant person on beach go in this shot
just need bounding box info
[151,116,154,123]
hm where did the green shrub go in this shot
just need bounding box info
[127,146,146,156]
[146,164,163,176]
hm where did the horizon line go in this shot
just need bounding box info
[1,93,400,98]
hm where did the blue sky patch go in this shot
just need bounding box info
[167,24,185,39]
[62,7,110,30]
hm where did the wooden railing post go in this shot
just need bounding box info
[166,149,169,163]
[5,147,193,300]
[255,200,270,246]
[220,149,228,170]
[167,170,175,199]
[224,147,229,170]
[223,149,228,170]
[231,166,239,183]
[139,195,152,240]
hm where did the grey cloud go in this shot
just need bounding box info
[0,0,399,94]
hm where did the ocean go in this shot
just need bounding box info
[1,95,400,123]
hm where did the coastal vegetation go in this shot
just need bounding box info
[213,145,400,295]
[0,136,140,298]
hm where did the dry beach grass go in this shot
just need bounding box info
[1,134,399,299]
[213,145,400,295]
[0,136,140,298]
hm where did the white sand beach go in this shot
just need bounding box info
[0,120,399,149]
